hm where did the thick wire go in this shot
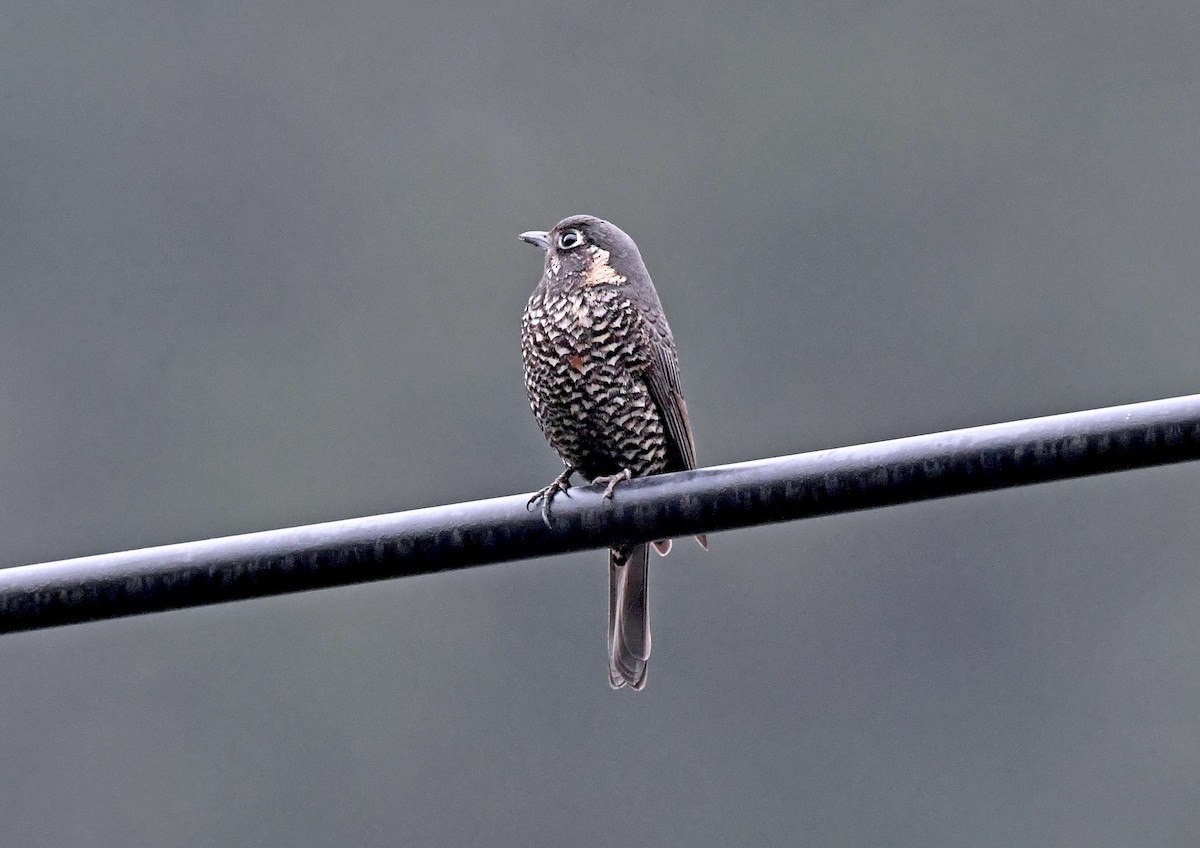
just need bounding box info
[2,394,1199,634]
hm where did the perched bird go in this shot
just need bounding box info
[519,215,706,690]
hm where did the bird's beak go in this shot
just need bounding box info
[519,230,551,250]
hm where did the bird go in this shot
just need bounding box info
[519,214,706,690]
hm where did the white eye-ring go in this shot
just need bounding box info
[557,229,584,250]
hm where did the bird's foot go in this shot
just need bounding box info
[593,468,632,499]
[527,467,575,528]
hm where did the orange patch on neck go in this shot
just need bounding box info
[582,246,627,287]
[567,354,585,372]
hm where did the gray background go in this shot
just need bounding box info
[3,1,1199,845]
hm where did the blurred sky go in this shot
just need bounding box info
[2,1,1200,845]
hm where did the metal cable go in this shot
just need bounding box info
[2,394,1198,634]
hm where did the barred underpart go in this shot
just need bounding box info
[522,285,668,480]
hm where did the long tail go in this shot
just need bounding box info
[608,544,650,690]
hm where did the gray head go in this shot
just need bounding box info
[519,215,650,287]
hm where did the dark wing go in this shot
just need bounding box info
[639,321,699,472]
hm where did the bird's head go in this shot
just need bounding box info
[519,215,647,288]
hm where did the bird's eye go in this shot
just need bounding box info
[557,229,584,250]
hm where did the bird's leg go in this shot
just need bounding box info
[593,468,632,499]
[527,465,576,528]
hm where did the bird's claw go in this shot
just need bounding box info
[593,468,632,499]
[527,469,574,528]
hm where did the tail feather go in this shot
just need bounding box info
[608,544,650,690]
